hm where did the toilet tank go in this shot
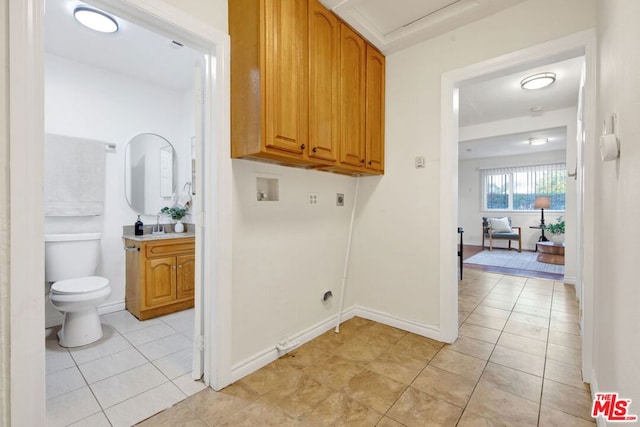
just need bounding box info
[45,233,102,282]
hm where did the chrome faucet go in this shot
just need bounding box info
[153,214,164,234]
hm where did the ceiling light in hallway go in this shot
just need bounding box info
[520,72,556,90]
[528,138,549,146]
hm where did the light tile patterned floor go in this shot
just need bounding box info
[140,269,594,426]
[45,308,205,427]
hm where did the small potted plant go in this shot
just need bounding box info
[161,205,188,232]
[546,216,565,244]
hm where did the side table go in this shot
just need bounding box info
[536,241,564,265]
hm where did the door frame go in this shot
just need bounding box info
[439,30,597,380]
[8,0,232,424]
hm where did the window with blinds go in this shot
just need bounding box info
[481,163,566,211]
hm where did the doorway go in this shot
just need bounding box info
[8,0,232,424]
[456,54,583,282]
[440,30,597,382]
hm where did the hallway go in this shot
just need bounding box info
[140,269,592,426]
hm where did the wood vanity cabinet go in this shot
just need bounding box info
[229,0,385,176]
[124,237,195,320]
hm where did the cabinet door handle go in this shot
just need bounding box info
[178,265,183,269]
[312,147,317,153]
[123,246,139,252]
[173,265,177,270]
[300,144,306,150]
[361,159,365,164]
[368,160,372,165]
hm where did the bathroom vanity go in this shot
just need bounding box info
[123,233,195,320]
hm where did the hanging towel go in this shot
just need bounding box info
[44,134,106,216]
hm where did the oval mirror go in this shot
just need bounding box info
[124,133,176,215]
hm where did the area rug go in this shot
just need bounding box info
[464,249,564,275]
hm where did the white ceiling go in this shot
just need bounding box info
[44,0,201,92]
[459,56,583,127]
[458,127,567,160]
[320,0,525,55]
[458,56,583,159]
[45,0,582,161]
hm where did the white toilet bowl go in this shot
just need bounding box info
[49,276,111,347]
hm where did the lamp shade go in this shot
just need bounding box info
[534,196,551,209]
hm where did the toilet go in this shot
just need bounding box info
[45,233,111,347]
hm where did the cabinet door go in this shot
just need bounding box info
[308,0,338,162]
[176,254,195,300]
[339,23,366,168]
[365,45,385,172]
[263,0,308,155]
[144,257,177,307]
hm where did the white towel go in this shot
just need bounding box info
[44,134,106,216]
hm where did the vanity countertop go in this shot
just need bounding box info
[123,231,195,242]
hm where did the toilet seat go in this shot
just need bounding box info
[51,276,109,295]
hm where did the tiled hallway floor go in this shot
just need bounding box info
[45,308,205,426]
[141,269,594,426]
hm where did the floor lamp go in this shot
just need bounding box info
[534,196,550,242]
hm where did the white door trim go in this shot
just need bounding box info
[440,29,596,379]
[8,0,232,423]
[8,1,46,425]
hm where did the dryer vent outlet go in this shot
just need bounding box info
[322,290,333,303]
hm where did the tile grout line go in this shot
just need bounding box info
[453,274,527,426]
[535,278,555,427]
[47,311,197,427]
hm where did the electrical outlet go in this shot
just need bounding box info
[308,193,318,206]
[415,156,426,169]
[336,193,344,206]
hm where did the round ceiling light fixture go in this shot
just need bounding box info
[520,72,556,90]
[73,7,118,33]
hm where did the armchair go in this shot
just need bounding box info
[482,217,522,252]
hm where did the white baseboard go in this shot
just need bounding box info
[590,368,606,427]
[230,305,444,383]
[98,300,125,316]
[230,309,356,383]
[351,305,443,342]
[564,276,577,285]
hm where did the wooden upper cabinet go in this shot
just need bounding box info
[365,45,385,172]
[308,0,338,163]
[229,0,384,175]
[263,0,308,155]
[230,0,308,161]
[339,23,367,169]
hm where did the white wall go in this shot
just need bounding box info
[594,0,640,410]
[163,0,227,34]
[44,53,194,320]
[459,149,566,250]
[0,0,10,422]
[230,160,356,365]
[348,0,595,327]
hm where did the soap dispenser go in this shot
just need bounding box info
[135,215,144,236]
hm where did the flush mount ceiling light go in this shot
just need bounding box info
[529,138,549,146]
[74,7,118,33]
[520,72,556,90]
